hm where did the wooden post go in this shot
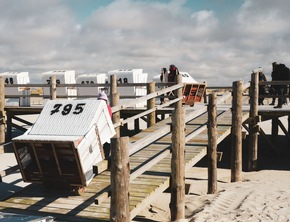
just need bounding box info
[170,105,185,220]
[110,75,118,95]
[147,82,156,128]
[110,137,130,222]
[50,75,57,100]
[231,81,243,182]
[0,77,5,143]
[271,117,279,144]
[248,72,259,171]
[112,93,120,138]
[207,93,217,194]
[288,115,290,135]
[203,81,207,104]
[175,74,183,109]
[6,113,12,142]
[110,75,120,138]
[288,115,290,133]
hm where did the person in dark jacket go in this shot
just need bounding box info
[257,68,268,105]
[160,67,167,104]
[272,63,290,108]
[269,62,279,106]
[167,64,180,100]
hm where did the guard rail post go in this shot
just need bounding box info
[110,137,130,222]
[0,77,5,143]
[231,80,243,181]
[147,82,156,128]
[248,72,259,171]
[170,74,185,220]
[208,92,217,193]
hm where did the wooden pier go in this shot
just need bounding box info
[0,74,290,221]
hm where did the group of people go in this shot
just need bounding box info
[258,62,290,108]
[160,64,180,104]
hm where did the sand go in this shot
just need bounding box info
[134,117,290,222]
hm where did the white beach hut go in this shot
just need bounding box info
[12,99,115,192]
[107,69,148,107]
[0,72,30,106]
[42,70,77,99]
[76,73,108,97]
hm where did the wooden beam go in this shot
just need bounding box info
[207,93,217,194]
[277,119,290,141]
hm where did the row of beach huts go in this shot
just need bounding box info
[0,69,199,106]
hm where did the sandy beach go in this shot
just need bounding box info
[134,117,290,222]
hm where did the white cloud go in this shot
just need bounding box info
[1,0,290,85]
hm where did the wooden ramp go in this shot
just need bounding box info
[0,105,249,221]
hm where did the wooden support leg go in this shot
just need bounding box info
[271,117,279,145]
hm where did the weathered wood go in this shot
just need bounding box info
[0,142,13,154]
[277,119,290,140]
[129,124,171,156]
[288,115,290,135]
[112,93,120,138]
[271,117,279,144]
[110,137,130,222]
[248,72,259,171]
[231,81,243,182]
[50,75,57,100]
[170,104,185,221]
[110,75,117,95]
[147,82,156,128]
[208,93,217,194]
[93,160,109,175]
[0,77,5,143]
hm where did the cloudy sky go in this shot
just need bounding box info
[1,0,290,86]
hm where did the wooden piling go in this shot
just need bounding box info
[110,75,120,138]
[271,117,279,144]
[110,75,117,95]
[248,73,259,171]
[175,74,183,109]
[110,137,130,222]
[112,93,120,138]
[288,115,290,135]
[170,105,185,220]
[203,81,208,103]
[231,81,243,182]
[207,93,217,194]
[147,82,156,128]
[0,77,5,143]
[50,75,57,100]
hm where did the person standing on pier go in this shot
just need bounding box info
[272,63,290,108]
[167,64,180,100]
[269,62,279,106]
[257,68,268,105]
[160,67,167,104]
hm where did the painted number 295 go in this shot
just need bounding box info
[50,103,86,116]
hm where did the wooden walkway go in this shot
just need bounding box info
[0,101,250,221]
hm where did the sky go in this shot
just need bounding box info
[1,0,290,86]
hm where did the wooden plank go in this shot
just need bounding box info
[129,177,170,220]
[93,160,109,175]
